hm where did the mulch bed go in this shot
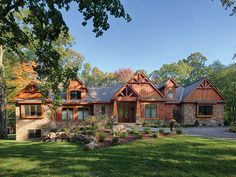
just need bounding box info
[95,133,172,149]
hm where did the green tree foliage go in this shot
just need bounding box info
[207,63,236,124]
[0,0,131,105]
[183,52,208,85]
[150,61,193,84]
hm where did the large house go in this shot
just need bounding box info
[14,71,225,141]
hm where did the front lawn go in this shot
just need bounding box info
[0,136,235,177]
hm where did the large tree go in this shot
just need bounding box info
[0,1,130,138]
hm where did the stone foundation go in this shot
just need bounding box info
[183,103,224,126]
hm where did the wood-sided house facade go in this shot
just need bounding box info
[14,71,225,140]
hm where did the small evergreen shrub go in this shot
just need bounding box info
[194,120,200,127]
[98,132,106,142]
[144,127,152,135]
[158,128,165,134]
[154,120,161,127]
[176,128,183,134]
[112,137,119,144]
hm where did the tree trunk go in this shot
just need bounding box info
[0,45,7,139]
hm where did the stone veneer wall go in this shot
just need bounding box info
[183,103,224,126]
[16,105,51,141]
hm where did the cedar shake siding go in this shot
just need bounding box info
[14,71,225,141]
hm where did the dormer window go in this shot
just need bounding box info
[70,91,81,99]
[167,88,174,99]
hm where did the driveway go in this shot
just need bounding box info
[183,127,236,140]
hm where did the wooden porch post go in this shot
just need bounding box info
[136,100,141,123]
[113,100,118,122]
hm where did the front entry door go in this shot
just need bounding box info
[118,102,136,123]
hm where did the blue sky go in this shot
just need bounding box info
[62,0,236,73]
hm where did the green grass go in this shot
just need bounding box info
[0,136,236,177]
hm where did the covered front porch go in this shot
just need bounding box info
[112,99,141,123]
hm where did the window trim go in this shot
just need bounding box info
[20,104,43,119]
[145,104,157,118]
[69,90,82,100]
[197,105,213,118]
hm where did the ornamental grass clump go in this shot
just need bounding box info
[98,132,106,142]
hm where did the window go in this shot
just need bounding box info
[78,108,89,120]
[62,108,74,120]
[145,104,157,118]
[28,129,41,138]
[70,91,81,99]
[101,106,106,115]
[167,88,174,99]
[21,105,42,118]
[198,105,213,116]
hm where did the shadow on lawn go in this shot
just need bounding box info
[0,136,236,177]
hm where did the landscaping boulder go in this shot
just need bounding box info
[84,141,96,151]
[112,125,127,133]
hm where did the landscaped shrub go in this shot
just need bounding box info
[130,127,139,135]
[169,119,176,131]
[120,132,128,138]
[142,121,148,127]
[98,132,106,142]
[158,128,165,134]
[176,128,183,134]
[194,120,200,127]
[152,132,160,138]
[154,120,161,127]
[133,131,143,139]
[144,127,152,135]
[112,137,119,144]
[229,127,236,133]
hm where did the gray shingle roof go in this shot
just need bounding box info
[63,84,123,103]
[180,78,204,101]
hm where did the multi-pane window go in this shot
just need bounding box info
[198,105,213,116]
[62,108,74,120]
[145,104,157,118]
[78,108,89,120]
[70,91,81,99]
[21,105,42,118]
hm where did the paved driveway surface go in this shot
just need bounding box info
[183,127,236,140]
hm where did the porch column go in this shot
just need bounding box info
[136,100,142,124]
[113,100,118,123]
